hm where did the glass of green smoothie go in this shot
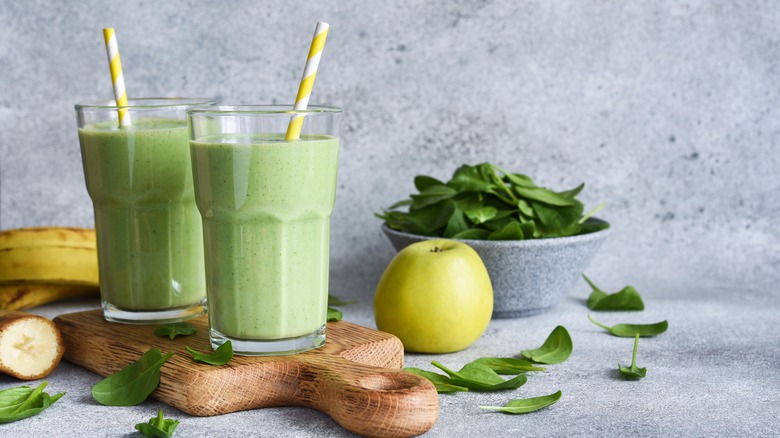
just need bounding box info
[188,105,341,355]
[76,97,216,324]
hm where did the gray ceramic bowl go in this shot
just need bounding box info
[381,219,611,318]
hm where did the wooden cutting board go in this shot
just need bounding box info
[54,310,438,438]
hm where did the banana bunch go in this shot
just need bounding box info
[0,227,100,310]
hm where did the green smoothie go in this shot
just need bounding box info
[79,119,206,314]
[190,134,339,341]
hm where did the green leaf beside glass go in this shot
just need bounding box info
[326,293,355,321]
[327,294,357,306]
[185,341,233,366]
[377,162,607,240]
[154,322,197,340]
[326,307,343,322]
[0,381,63,424]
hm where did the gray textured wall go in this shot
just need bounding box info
[1,0,778,300]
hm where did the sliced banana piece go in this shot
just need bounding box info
[0,311,64,380]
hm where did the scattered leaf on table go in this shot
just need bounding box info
[431,361,527,391]
[92,348,173,406]
[135,409,180,438]
[584,275,645,311]
[0,382,63,424]
[521,326,573,364]
[405,367,469,393]
[588,315,668,337]
[480,390,562,414]
[471,357,546,374]
[618,334,647,379]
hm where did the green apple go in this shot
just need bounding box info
[374,239,493,353]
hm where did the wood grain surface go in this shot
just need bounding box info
[54,310,438,438]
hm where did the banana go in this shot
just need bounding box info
[0,226,95,250]
[0,310,64,380]
[0,226,98,286]
[0,245,99,285]
[0,283,100,311]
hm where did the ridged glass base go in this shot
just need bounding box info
[102,299,206,324]
[210,325,326,356]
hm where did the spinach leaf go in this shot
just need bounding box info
[584,275,645,311]
[579,202,605,224]
[532,200,583,231]
[135,410,180,438]
[410,185,458,209]
[493,166,537,189]
[386,199,413,210]
[487,220,524,240]
[378,162,603,240]
[0,382,63,424]
[327,293,355,321]
[327,307,343,321]
[514,186,574,206]
[618,334,647,379]
[443,208,470,237]
[447,164,498,193]
[327,294,356,306]
[588,315,668,337]
[414,175,445,191]
[409,199,455,234]
[471,357,546,374]
[579,217,611,234]
[185,341,233,366]
[480,390,562,414]
[405,367,469,393]
[558,183,585,199]
[431,361,527,391]
[521,326,573,364]
[451,228,490,240]
[517,199,535,217]
[92,348,174,406]
[154,322,197,340]
[464,206,498,224]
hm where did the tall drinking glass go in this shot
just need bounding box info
[188,105,341,355]
[76,97,215,324]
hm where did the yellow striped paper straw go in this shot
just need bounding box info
[102,28,131,127]
[285,21,329,141]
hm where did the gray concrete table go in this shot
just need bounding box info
[2,275,777,437]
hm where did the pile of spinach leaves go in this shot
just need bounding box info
[377,163,606,240]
